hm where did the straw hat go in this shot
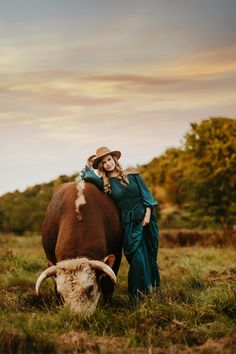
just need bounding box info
[91,147,121,169]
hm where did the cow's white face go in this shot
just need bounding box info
[36,256,117,317]
[56,259,100,317]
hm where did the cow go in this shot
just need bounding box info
[35,177,122,317]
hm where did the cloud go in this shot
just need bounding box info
[0,43,235,147]
[1,55,235,103]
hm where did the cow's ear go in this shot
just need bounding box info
[103,254,115,268]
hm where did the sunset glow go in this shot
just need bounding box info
[0,0,235,195]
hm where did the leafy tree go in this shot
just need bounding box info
[140,117,236,228]
[0,174,78,234]
[183,117,236,226]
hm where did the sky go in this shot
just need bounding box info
[0,0,236,196]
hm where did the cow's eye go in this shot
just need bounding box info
[86,285,94,294]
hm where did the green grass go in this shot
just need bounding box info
[0,233,236,353]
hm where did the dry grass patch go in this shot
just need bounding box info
[0,233,235,353]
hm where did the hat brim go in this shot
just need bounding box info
[92,151,121,169]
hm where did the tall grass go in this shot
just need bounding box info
[0,233,235,353]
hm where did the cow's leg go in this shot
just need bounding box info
[99,275,114,305]
[99,253,118,304]
[46,260,62,303]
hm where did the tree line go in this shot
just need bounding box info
[0,117,235,234]
[139,117,236,229]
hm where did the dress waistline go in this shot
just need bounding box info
[120,199,145,224]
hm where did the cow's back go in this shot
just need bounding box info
[42,181,122,272]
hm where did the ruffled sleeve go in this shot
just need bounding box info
[80,165,104,190]
[135,174,158,208]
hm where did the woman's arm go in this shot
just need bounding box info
[135,174,158,208]
[80,157,104,190]
[134,174,157,226]
[142,207,151,226]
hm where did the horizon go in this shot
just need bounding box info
[1,115,235,197]
[1,0,236,196]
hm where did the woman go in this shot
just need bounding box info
[80,146,160,298]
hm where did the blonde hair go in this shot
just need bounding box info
[97,156,129,194]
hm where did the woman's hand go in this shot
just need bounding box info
[142,208,151,226]
[86,155,96,167]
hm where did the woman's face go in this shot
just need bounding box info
[101,154,116,172]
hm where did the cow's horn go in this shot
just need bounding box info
[35,266,57,295]
[89,260,117,284]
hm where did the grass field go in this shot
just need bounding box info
[0,233,236,354]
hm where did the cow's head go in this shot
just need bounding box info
[35,256,116,317]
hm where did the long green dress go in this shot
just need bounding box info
[80,166,160,297]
